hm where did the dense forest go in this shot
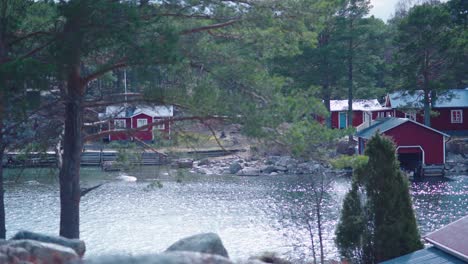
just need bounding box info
[0,0,466,259]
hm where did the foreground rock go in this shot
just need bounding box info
[165,232,229,258]
[11,230,86,257]
[75,251,233,264]
[1,239,79,264]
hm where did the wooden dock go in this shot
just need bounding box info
[3,148,243,168]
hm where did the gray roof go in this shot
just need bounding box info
[388,90,425,108]
[380,247,466,264]
[433,88,468,108]
[388,89,468,109]
[98,105,173,119]
[356,117,450,139]
[330,99,387,111]
[425,216,468,262]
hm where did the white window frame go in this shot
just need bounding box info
[386,112,393,117]
[137,118,148,128]
[451,109,463,123]
[153,118,165,130]
[405,112,416,121]
[377,112,385,118]
[113,119,126,130]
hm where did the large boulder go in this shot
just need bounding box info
[236,167,260,176]
[165,233,229,258]
[76,251,233,264]
[0,244,30,262]
[7,239,79,264]
[229,162,243,174]
[10,230,86,257]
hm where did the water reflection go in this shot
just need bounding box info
[3,167,467,261]
[411,176,468,236]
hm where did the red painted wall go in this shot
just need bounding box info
[132,113,154,141]
[109,118,131,141]
[384,122,445,165]
[106,115,171,142]
[331,111,363,129]
[431,108,468,132]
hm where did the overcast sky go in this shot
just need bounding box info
[369,0,448,22]
[369,0,400,22]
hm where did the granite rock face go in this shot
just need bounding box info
[75,251,234,264]
[4,239,79,264]
[11,230,86,257]
[165,232,229,258]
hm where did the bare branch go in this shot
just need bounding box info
[180,19,240,35]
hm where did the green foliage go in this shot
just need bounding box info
[330,155,368,170]
[336,133,423,263]
[335,182,366,262]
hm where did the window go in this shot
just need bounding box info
[451,110,463,123]
[377,112,385,118]
[153,118,165,130]
[405,112,416,121]
[137,118,148,128]
[386,112,393,117]
[114,119,126,130]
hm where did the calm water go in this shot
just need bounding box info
[3,167,467,261]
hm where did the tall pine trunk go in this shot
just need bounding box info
[0,142,5,239]
[347,24,354,142]
[59,69,84,239]
[0,27,8,239]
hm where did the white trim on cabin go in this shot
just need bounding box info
[136,118,148,128]
[396,146,425,166]
[114,119,126,130]
[450,109,463,123]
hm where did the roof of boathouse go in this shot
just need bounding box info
[381,215,468,264]
[355,117,450,140]
[329,99,386,112]
[99,105,173,119]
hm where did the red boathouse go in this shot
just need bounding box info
[356,117,450,175]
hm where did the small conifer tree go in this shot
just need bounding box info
[336,133,423,263]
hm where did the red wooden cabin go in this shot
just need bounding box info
[431,89,468,135]
[385,88,468,135]
[329,99,392,129]
[356,117,450,176]
[99,105,173,142]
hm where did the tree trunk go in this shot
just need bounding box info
[0,32,7,239]
[423,61,431,127]
[323,89,332,129]
[347,30,354,142]
[59,73,84,239]
[0,145,5,239]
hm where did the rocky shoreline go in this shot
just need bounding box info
[186,151,467,177]
[0,231,291,264]
[189,155,344,177]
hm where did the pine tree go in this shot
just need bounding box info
[335,182,366,262]
[336,133,423,263]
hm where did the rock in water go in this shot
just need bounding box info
[10,230,86,257]
[229,162,242,174]
[116,174,137,182]
[75,251,233,264]
[165,233,229,258]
